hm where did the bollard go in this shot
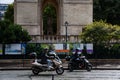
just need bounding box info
[52,74,54,80]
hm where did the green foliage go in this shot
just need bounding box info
[81,21,120,59]
[94,0,120,25]
[81,21,120,45]
[0,4,31,43]
[26,44,55,58]
[0,20,31,43]
[43,4,56,18]
[26,43,43,55]
[43,4,57,35]
[81,21,109,45]
[4,4,14,23]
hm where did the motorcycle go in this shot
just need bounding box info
[30,51,64,75]
[66,55,92,72]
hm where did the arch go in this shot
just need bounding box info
[41,0,59,35]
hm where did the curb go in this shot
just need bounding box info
[0,67,31,70]
[1,67,120,70]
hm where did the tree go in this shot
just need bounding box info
[1,4,31,43]
[80,21,120,59]
[80,21,110,46]
[112,25,120,42]
[4,4,14,23]
[93,0,120,25]
[80,21,120,50]
[0,20,31,43]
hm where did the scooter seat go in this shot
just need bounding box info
[37,59,47,64]
[32,62,42,66]
[40,62,47,64]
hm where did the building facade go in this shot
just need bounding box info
[14,0,93,43]
[0,4,8,20]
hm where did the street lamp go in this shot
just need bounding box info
[65,21,68,49]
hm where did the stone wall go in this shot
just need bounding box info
[14,0,40,35]
[62,0,93,35]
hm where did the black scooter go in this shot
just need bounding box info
[66,55,92,72]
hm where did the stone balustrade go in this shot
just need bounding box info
[30,35,81,43]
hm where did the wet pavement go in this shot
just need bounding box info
[0,70,120,80]
[1,63,120,70]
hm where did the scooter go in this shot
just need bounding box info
[30,51,64,75]
[66,55,92,72]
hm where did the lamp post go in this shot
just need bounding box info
[65,21,68,49]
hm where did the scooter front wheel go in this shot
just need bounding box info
[56,67,64,75]
[68,63,73,72]
[86,65,92,72]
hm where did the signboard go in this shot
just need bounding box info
[5,44,25,55]
[86,43,93,54]
[0,44,2,55]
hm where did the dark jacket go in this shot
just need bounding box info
[71,52,79,62]
[40,52,49,64]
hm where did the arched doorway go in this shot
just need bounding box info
[42,0,59,35]
[43,4,57,35]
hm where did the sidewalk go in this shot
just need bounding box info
[1,59,120,70]
[93,64,120,70]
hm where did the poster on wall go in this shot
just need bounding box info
[21,43,26,54]
[0,44,2,55]
[53,44,69,52]
[54,44,63,50]
[5,44,22,55]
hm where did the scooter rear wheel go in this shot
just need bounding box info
[32,68,40,75]
[56,67,64,75]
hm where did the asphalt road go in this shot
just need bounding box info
[0,70,120,80]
